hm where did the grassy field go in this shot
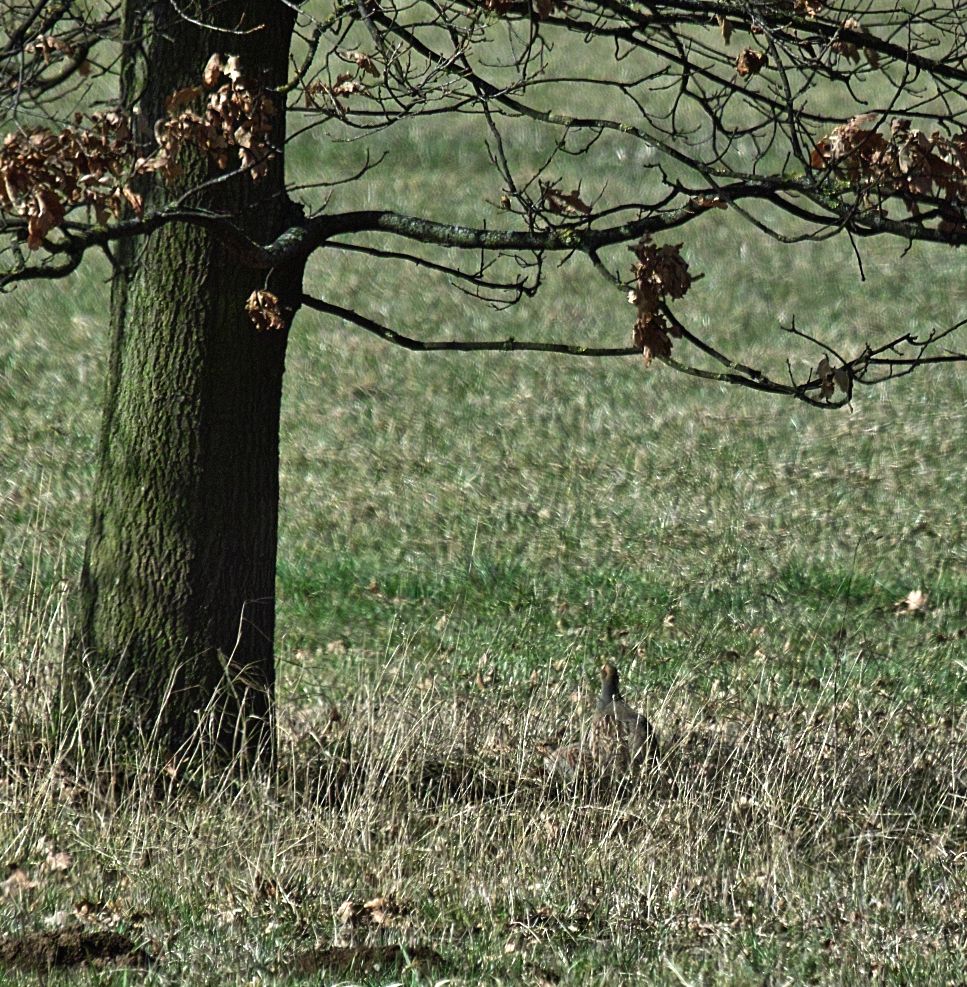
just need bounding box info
[2,23,967,985]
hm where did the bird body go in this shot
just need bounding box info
[592,662,660,769]
[543,662,659,783]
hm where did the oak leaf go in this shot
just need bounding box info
[2,864,37,898]
[224,55,244,82]
[831,19,862,63]
[628,238,692,362]
[736,49,767,77]
[331,75,367,97]
[690,195,727,210]
[164,86,203,115]
[27,188,65,249]
[340,50,379,77]
[542,184,591,216]
[245,290,287,332]
[634,319,672,366]
[202,53,224,88]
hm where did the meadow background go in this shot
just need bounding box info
[1,23,966,984]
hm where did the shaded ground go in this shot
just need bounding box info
[0,929,150,972]
[287,942,444,977]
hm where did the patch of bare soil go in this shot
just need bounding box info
[0,930,151,972]
[287,943,444,977]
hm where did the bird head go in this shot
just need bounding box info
[598,662,621,706]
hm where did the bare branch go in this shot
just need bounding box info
[3,0,966,408]
[300,293,639,357]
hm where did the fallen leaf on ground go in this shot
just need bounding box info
[2,866,37,898]
[894,589,928,615]
[45,851,73,874]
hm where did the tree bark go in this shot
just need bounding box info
[75,1,299,768]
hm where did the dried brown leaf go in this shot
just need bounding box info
[340,50,379,77]
[164,86,203,115]
[331,75,367,97]
[894,589,929,615]
[736,49,767,77]
[25,34,74,63]
[45,851,74,874]
[816,355,835,399]
[2,865,37,898]
[202,53,224,88]
[27,188,64,249]
[245,290,287,332]
[543,185,591,216]
[121,186,143,215]
[362,896,404,927]
[628,238,694,362]
[224,55,244,82]
[633,318,672,365]
[690,195,728,210]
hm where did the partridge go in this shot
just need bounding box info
[590,662,660,770]
[543,661,659,780]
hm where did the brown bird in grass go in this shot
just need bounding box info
[543,662,660,780]
[591,662,660,770]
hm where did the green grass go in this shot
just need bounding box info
[1,19,967,986]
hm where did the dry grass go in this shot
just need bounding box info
[1,593,966,984]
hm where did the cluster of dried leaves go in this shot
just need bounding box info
[335,895,407,941]
[244,289,287,332]
[812,116,967,232]
[0,835,149,973]
[0,52,274,250]
[2,840,72,899]
[23,33,90,73]
[155,52,276,182]
[723,5,878,74]
[303,76,366,117]
[302,49,378,118]
[815,354,850,400]
[830,18,880,68]
[628,238,692,364]
[0,113,145,249]
[539,181,591,217]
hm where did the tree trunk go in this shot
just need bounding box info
[75,1,298,769]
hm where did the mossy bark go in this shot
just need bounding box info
[76,1,298,767]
